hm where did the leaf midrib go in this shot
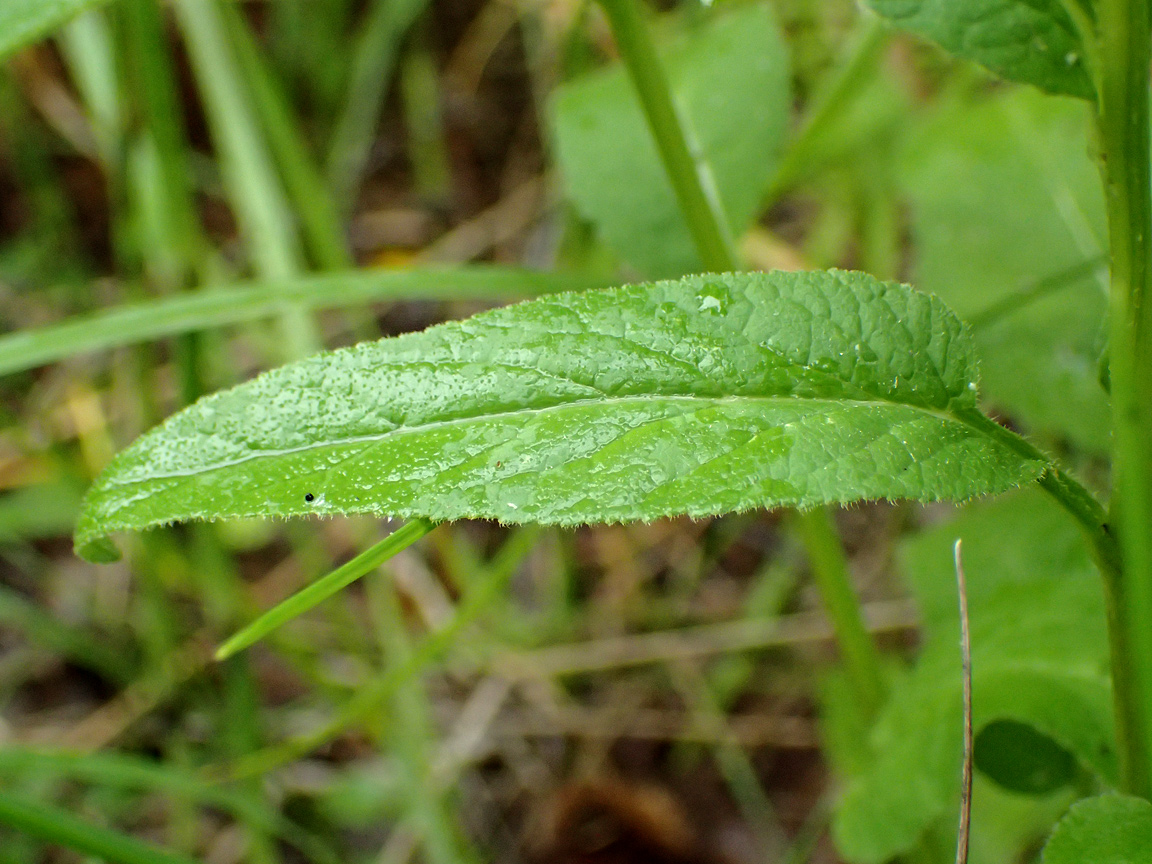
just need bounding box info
[104,392,967,486]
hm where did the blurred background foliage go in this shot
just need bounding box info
[0,0,1112,862]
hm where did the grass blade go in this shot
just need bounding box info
[215,518,435,660]
[0,267,606,377]
[0,790,200,864]
[370,578,474,864]
[225,525,540,777]
[172,0,316,354]
[122,0,208,284]
[220,1,351,271]
[326,0,431,209]
[0,748,338,864]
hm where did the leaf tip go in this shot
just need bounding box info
[76,534,121,564]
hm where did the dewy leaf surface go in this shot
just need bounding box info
[75,270,1046,561]
[866,0,1094,100]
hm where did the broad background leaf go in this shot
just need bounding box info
[832,488,1113,863]
[866,0,1094,99]
[75,270,1045,560]
[551,3,789,277]
[0,0,113,61]
[1042,794,1152,863]
[899,85,1109,453]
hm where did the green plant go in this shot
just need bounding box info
[3,0,1152,860]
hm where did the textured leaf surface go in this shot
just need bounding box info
[866,0,1093,99]
[900,86,1109,452]
[75,270,1046,561]
[1042,795,1152,863]
[833,489,1112,863]
[552,4,789,277]
[0,0,112,60]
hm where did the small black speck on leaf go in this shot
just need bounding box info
[304,493,315,502]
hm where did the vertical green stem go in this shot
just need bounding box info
[400,28,452,204]
[595,0,738,272]
[123,0,206,281]
[795,508,884,720]
[58,10,120,166]
[123,0,213,404]
[1097,0,1152,799]
[596,0,885,719]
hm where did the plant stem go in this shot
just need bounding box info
[795,508,885,720]
[597,0,886,720]
[595,0,738,272]
[955,407,1119,576]
[369,578,475,864]
[764,15,888,204]
[966,255,1107,331]
[1097,0,1152,799]
[122,0,206,283]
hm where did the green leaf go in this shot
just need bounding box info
[75,270,1046,561]
[965,777,1077,864]
[1042,795,1152,864]
[866,0,1094,100]
[975,719,1080,795]
[552,4,790,277]
[0,0,114,61]
[900,86,1109,452]
[832,488,1113,863]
